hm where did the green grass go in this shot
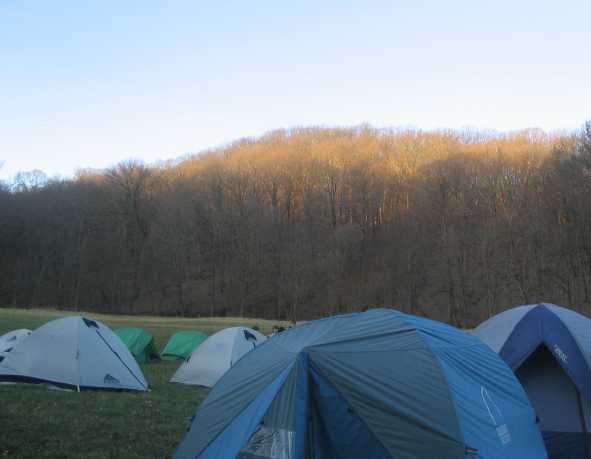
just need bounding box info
[0,308,286,459]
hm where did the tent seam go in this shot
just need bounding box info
[413,328,470,456]
[307,358,396,457]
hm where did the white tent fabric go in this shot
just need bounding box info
[0,316,148,391]
[170,327,267,387]
[0,329,31,352]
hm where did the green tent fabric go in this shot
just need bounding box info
[114,328,160,363]
[161,331,208,360]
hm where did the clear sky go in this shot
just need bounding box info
[1,1,590,180]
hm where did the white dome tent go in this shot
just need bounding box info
[0,329,31,352]
[0,316,148,391]
[170,326,266,387]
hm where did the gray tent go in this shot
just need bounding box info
[0,316,148,391]
[171,327,266,388]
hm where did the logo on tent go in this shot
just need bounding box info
[553,344,568,364]
[104,374,120,384]
[481,386,512,446]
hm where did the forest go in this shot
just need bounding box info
[1,122,591,326]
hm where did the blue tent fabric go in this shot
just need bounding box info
[474,303,591,459]
[293,353,309,458]
[174,309,547,459]
[173,340,295,457]
[543,431,588,458]
[194,364,294,459]
[308,366,392,459]
[405,313,547,458]
[499,305,591,400]
[518,346,590,459]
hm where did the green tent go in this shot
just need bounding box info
[114,327,160,363]
[161,330,208,360]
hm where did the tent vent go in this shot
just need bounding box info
[104,374,120,384]
[243,330,258,342]
[83,318,99,328]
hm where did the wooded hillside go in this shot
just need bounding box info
[2,123,591,325]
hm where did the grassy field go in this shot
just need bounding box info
[0,308,285,459]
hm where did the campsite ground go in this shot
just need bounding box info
[0,308,286,458]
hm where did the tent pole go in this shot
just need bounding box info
[576,389,590,458]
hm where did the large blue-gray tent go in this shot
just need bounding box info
[474,303,591,458]
[174,309,546,459]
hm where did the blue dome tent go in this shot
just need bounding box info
[174,309,546,459]
[474,303,591,458]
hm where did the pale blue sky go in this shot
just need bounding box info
[1,1,590,180]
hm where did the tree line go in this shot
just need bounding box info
[1,123,591,326]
